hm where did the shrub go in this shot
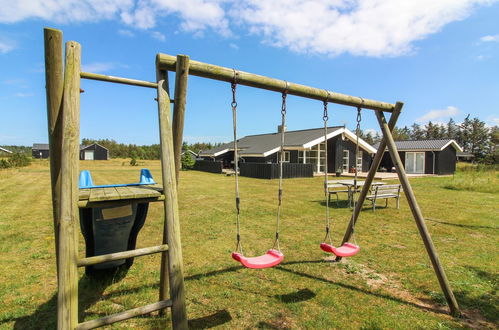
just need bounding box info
[181,153,195,170]
[0,153,31,169]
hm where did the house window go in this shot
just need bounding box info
[298,143,327,172]
[356,151,363,172]
[278,151,290,163]
[342,150,349,172]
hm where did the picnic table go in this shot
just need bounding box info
[327,180,385,207]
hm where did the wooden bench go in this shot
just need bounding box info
[325,181,349,204]
[366,184,402,211]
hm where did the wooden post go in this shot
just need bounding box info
[156,56,188,329]
[172,55,190,185]
[375,110,460,316]
[58,41,81,329]
[335,102,403,262]
[44,27,64,275]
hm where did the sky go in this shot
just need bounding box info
[0,0,498,146]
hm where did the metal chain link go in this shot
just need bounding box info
[231,70,243,254]
[273,82,289,251]
[351,101,363,243]
[322,91,333,245]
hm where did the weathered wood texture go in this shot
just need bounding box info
[76,299,173,330]
[336,102,402,262]
[156,58,188,329]
[375,110,460,316]
[172,55,190,185]
[157,53,395,112]
[77,185,163,203]
[80,71,157,88]
[44,27,64,276]
[77,244,169,267]
[58,40,81,329]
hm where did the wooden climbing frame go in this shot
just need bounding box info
[44,27,460,330]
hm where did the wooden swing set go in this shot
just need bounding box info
[44,27,460,329]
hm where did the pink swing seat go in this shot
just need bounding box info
[320,242,360,257]
[232,249,284,269]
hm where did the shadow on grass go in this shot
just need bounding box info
[425,218,498,230]
[3,267,130,329]
[188,309,232,329]
[275,288,316,303]
[421,266,498,324]
[275,260,451,316]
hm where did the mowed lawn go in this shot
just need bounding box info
[0,159,497,329]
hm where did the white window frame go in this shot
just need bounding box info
[356,150,363,172]
[342,150,349,172]
[279,151,290,163]
[405,152,425,174]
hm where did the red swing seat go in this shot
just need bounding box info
[320,242,360,257]
[232,249,284,269]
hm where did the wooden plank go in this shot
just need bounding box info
[157,53,395,112]
[376,110,460,316]
[58,40,81,330]
[88,188,107,202]
[76,299,173,330]
[44,27,64,277]
[115,186,136,200]
[79,189,90,201]
[80,71,157,89]
[172,55,190,185]
[103,187,120,201]
[77,244,169,267]
[156,59,188,328]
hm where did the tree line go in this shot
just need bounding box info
[80,138,223,160]
[358,115,498,164]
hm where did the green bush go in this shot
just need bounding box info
[181,153,196,170]
[0,153,31,169]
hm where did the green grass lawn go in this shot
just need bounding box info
[0,159,497,329]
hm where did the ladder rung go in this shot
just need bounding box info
[80,71,158,89]
[77,244,168,267]
[76,299,173,330]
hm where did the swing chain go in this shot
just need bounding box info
[273,82,289,251]
[351,100,363,242]
[323,92,333,245]
[231,69,243,254]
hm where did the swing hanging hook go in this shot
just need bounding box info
[323,91,330,122]
[231,69,238,109]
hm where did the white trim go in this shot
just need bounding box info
[302,129,342,149]
[212,148,230,157]
[440,140,463,152]
[0,146,12,154]
[262,147,282,157]
[342,128,377,154]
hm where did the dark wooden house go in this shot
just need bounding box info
[198,126,376,178]
[33,143,109,160]
[80,143,109,160]
[375,139,462,175]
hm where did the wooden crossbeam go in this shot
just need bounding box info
[77,244,169,267]
[76,299,173,330]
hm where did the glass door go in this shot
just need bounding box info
[405,152,424,174]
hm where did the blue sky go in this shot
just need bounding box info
[1,0,498,146]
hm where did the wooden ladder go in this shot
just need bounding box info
[44,28,188,329]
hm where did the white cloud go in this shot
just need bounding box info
[364,128,379,136]
[118,29,135,37]
[230,0,497,56]
[480,34,499,42]
[229,43,239,50]
[416,106,460,123]
[184,135,230,143]
[82,62,128,73]
[151,31,166,42]
[0,0,496,57]
[14,92,34,97]
[0,38,16,53]
[486,116,499,126]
